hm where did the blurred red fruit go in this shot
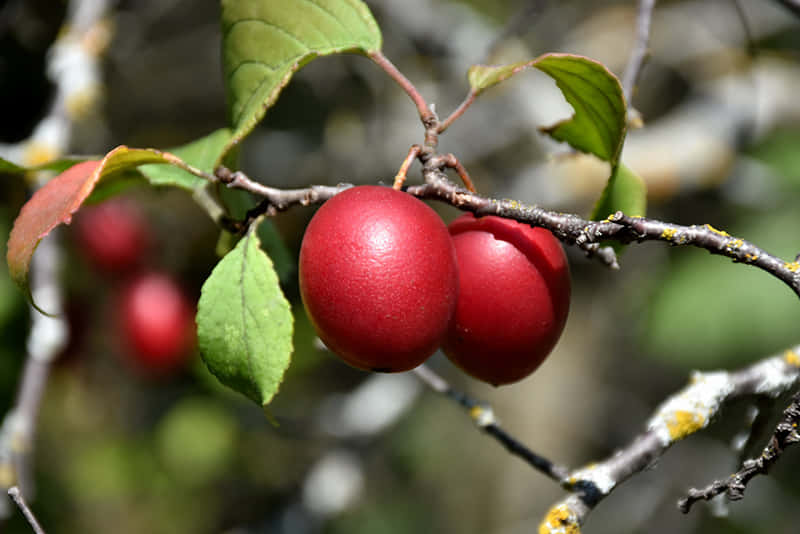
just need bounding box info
[74,199,149,273]
[119,272,195,373]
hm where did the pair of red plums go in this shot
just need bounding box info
[299,186,570,386]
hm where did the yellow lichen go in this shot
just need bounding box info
[666,410,706,441]
[704,224,730,237]
[784,350,800,367]
[784,262,800,273]
[82,18,113,56]
[726,239,744,249]
[661,228,678,240]
[23,141,59,167]
[0,462,16,488]
[539,504,581,534]
[66,87,100,120]
[744,253,759,262]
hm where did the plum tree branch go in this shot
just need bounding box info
[212,166,800,299]
[539,346,800,533]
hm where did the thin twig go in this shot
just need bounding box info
[678,389,800,513]
[8,487,46,534]
[437,91,477,134]
[413,365,570,483]
[393,145,422,190]
[621,0,656,124]
[440,153,476,192]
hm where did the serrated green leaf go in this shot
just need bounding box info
[591,163,647,221]
[139,129,232,190]
[468,53,626,165]
[220,0,382,160]
[197,218,293,406]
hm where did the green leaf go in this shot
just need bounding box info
[0,157,27,174]
[468,53,626,165]
[6,146,188,308]
[196,218,294,406]
[590,163,647,220]
[220,0,382,159]
[139,128,232,190]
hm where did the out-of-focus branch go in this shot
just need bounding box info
[621,0,657,120]
[678,388,800,513]
[538,347,800,533]
[7,487,46,534]
[412,365,570,483]
[0,0,111,517]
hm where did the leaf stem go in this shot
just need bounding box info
[437,90,477,134]
[368,51,434,125]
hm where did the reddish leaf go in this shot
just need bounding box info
[7,160,101,301]
[7,146,185,308]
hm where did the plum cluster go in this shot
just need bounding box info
[74,200,195,374]
[299,186,570,385]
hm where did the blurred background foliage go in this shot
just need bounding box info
[1,0,800,532]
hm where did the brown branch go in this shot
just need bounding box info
[412,365,570,483]
[214,167,800,297]
[678,388,800,513]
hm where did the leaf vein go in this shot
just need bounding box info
[223,17,312,54]
[239,229,258,402]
